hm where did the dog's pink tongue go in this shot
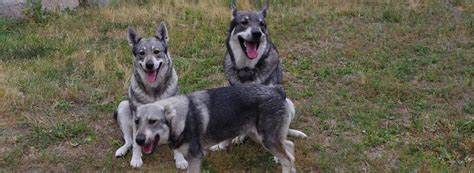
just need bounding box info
[146,71,156,82]
[245,42,258,59]
[143,143,154,154]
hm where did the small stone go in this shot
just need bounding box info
[0,0,26,19]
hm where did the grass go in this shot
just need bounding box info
[0,0,473,172]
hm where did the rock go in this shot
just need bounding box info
[0,0,26,19]
[81,0,112,7]
[0,0,111,19]
[40,0,79,11]
[93,0,111,7]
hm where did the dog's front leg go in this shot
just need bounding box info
[174,149,188,170]
[184,144,203,173]
[130,121,143,168]
[186,158,202,173]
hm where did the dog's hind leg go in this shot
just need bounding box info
[272,140,296,164]
[209,139,231,151]
[115,101,133,157]
[282,140,296,173]
[231,134,247,144]
[262,138,296,173]
[210,135,247,152]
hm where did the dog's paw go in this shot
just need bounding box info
[175,157,188,170]
[288,129,308,138]
[209,144,227,151]
[130,157,143,168]
[115,145,130,157]
[273,156,280,164]
[231,136,246,144]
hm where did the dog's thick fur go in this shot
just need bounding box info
[113,22,188,169]
[135,84,296,173]
[218,0,307,151]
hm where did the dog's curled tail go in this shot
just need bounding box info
[286,98,308,138]
[286,98,296,120]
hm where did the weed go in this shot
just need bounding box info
[32,121,94,149]
[463,100,474,114]
[381,8,401,23]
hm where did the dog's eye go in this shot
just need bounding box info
[260,21,265,26]
[240,20,248,25]
[139,51,145,56]
[149,119,157,124]
[134,119,139,125]
[153,50,160,54]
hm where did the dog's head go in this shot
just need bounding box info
[128,22,171,86]
[228,0,269,60]
[134,103,174,155]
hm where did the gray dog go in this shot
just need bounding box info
[224,0,280,85]
[135,84,296,173]
[217,0,307,151]
[113,22,188,169]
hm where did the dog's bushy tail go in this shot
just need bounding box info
[285,98,296,120]
[286,97,308,138]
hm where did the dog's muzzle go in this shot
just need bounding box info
[251,28,262,39]
[135,134,146,146]
[141,134,160,155]
[143,61,162,83]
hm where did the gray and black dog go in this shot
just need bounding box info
[135,84,296,173]
[224,0,280,85]
[218,0,307,151]
[113,22,188,169]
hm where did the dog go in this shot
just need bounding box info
[134,84,296,173]
[113,22,188,169]
[217,0,307,151]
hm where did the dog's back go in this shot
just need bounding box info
[184,84,288,145]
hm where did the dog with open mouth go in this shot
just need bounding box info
[113,22,189,169]
[224,0,279,85]
[217,0,307,151]
[135,84,297,173]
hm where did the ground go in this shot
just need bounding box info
[0,0,473,172]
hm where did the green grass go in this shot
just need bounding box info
[0,0,473,172]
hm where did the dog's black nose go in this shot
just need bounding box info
[136,134,146,146]
[251,29,262,38]
[145,63,154,70]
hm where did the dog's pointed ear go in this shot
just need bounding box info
[128,27,140,47]
[260,0,269,17]
[164,104,185,137]
[155,22,169,44]
[231,1,237,19]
